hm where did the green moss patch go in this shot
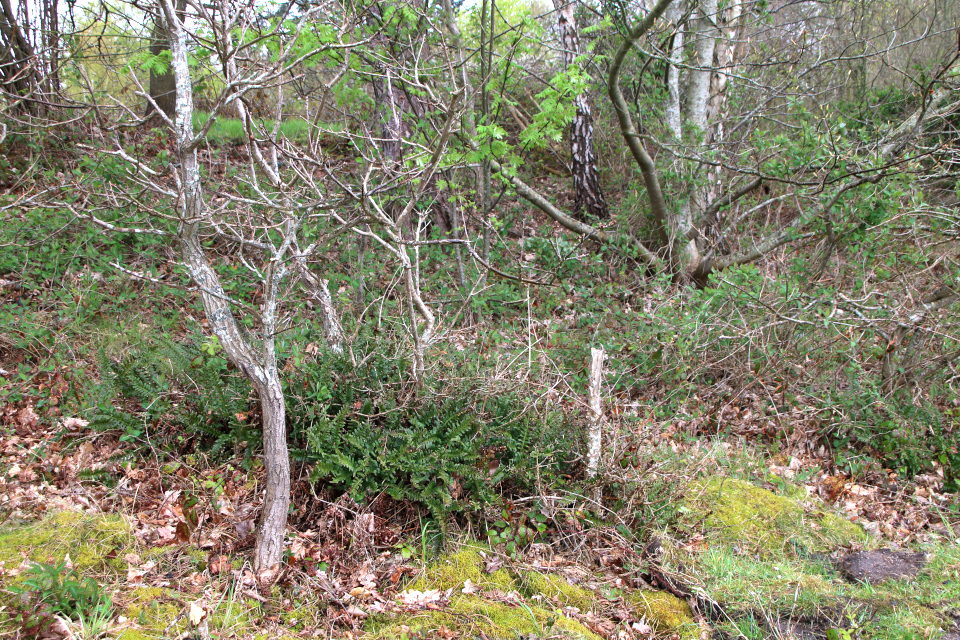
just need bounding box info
[519,571,595,610]
[370,595,601,640]
[0,511,132,572]
[626,590,698,639]
[409,546,516,593]
[121,587,185,638]
[119,584,258,639]
[373,544,702,640]
[685,477,869,556]
[666,478,960,640]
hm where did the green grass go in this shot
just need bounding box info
[193,112,310,143]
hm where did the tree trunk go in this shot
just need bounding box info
[41,0,58,96]
[664,1,683,140]
[607,0,676,248]
[555,0,608,220]
[586,347,605,478]
[148,0,184,120]
[0,0,41,113]
[161,0,290,570]
[253,367,290,570]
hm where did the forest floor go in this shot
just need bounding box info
[1,401,958,640]
[2,134,960,639]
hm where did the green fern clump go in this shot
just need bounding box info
[288,352,575,530]
[87,338,255,458]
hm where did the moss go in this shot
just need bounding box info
[277,591,323,631]
[116,630,157,640]
[626,590,698,640]
[686,477,869,556]
[122,587,185,636]
[184,547,207,570]
[0,511,132,572]
[519,572,595,611]
[369,594,601,640]
[409,546,515,593]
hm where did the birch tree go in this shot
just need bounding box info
[554,0,608,219]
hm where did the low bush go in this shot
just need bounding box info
[287,350,577,530]
[87,337,256,460]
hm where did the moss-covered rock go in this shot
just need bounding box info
[685,477,869,556]
[0,511,132,572]
[519,572,595,611]
[370,594,601,640]
[626,590,698,640]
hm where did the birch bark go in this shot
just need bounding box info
[555,0,608,219]
[586,347,605,478]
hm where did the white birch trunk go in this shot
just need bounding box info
[686,0,719,136]
[586,347,605,478]
[665,1,684,140]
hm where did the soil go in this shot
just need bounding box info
[837,549,927,584]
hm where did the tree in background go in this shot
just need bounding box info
[554,0,608,220]
[0,0,61,114]
[146,0,184,119]
[607,0,960,279]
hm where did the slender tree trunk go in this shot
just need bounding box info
[663,0,704,276]
[295,260,344,354]
[252,344,290,571]
[162,0,289,571]
[586,347,605,477]
[440,0,473,301]
[42,0,58,95]
[555,0,608,219]
[479,0,494,272]
[664,1,683,140]
[608,0,675,249]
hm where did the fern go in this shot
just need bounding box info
[86,338,255,457]
[289,346,576,538]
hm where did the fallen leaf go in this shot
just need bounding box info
[398,589,444,608]
[349,586,372,599]
[60,417,89,430]
[189,602,207,626]
[127,560,156,583]
[345,605,368,618]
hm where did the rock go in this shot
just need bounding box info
[837,549,926,583]
[683,477,869,557]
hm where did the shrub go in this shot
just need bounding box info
[287,350,576,531]
[87,337,256,460]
